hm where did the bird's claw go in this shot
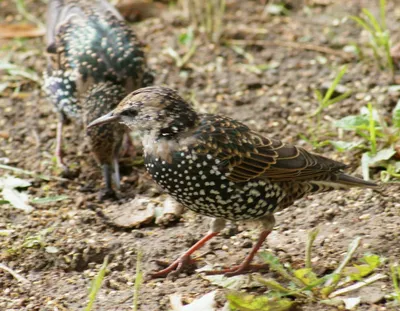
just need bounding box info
[150,255,197,278]
[56,154,68,172]
[202,263,269,277]
[98,188,117,201]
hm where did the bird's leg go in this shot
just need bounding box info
[55,118,68,170]
[150,218,226,278]
[98,164,116,200]
[204,214,275,277]
[112,154,121,189]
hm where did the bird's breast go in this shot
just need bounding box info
[144,150,286,221]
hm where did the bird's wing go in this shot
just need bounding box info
[46,0,123,49]
[192,115,346,183]
[45,0,147,93]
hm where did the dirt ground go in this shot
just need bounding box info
[1,0,400,310]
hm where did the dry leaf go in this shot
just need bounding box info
[105,195,156,228]
[116,0,165,21]
[170,291,217,311]
[2,188,33,213]
[0,24,45,39]
[155,196,184,225]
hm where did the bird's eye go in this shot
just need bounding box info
[120,110,138,118]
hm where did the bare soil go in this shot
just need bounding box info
[1,1,400,310]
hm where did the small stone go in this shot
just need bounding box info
[131,230,145,238]
[107,279,122,290]
[241,240,253,248]
[359,214,370,220]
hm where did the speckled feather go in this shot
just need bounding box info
[84,82,126,166]
[43,0,153,120]
[111,87,377,221]
[43,0,153,190]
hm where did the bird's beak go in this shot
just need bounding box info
[87,111,119,129]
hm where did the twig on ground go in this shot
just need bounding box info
[225,39,354,60]
[329,273,387,298]
[0,164,80,184]
[0,263,30,285]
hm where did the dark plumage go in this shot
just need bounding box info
[43,0,153,196]
[88,86,378,276]
[84,82,127,192]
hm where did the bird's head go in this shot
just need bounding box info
[87,86,199,138]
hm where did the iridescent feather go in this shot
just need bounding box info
[43,0,153,196]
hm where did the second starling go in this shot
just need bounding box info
[88,86,378,277]
[43,0,153,196]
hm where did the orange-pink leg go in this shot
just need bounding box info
[204,229,271,276]
[150,231,218,278]
[150,218,226,278]
[204,214,276,277]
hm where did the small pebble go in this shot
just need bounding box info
[241,240,253,248]
[359,214,371,220]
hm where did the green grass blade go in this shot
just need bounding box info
[311,90,324,116]
[0,62,42,84]
[133,250,143,311]
[306,228,319,269]
[85,257,109,311]
[390,263,400,303]
[31,195,69,204]
[322,66,348,106]
[314,89,323,103]
[350,16,374,34]
[324,237,361,292]
[180,43,198,68]
[380,0,387,30]
[258,252,305,287]
[362,8,382,33]
[326,91,352,107]
[14,0,44,27]
[367,103,377,154]
[393,100,400,128]
[0,163,70,182]
[384,39,394,75]
[368,42,383,69]
[255,277,295,294]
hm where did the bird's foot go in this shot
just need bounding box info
[150,254,197,278]
[55,151,79,179]
[203,263,269,277]
[55,152,69,172]
[98,188,117,201]
[56,160,78,179]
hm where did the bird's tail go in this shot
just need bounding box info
[278,176,379,210]
[337,173,378,188]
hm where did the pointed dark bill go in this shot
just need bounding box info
[87,112,119,129]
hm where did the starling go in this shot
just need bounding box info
[43,0,153,196]
[88,86,378,277]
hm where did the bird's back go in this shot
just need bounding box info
[47,0,150,90]
[44,0,153,119]
[144,113,377,219]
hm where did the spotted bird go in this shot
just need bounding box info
[88,86,378,277]
[43,0,153,197]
